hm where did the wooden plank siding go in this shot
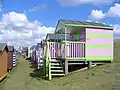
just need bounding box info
[0,47,8,81]
[86,28,113,61]
[7,51,13,70]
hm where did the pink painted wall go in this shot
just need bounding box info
[86,28,113,34]
[86,28,113,59]
[86,28,113,45]
[80,30,86,42]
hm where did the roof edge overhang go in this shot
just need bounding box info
[54,20,66,33]
[54,20,59,33]
[64,24,114,30]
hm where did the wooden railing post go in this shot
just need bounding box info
[45,41,49,77]
[43,43,46,76]
[64,41,66,58]
[47,42,52,80]
[64,41,68,75]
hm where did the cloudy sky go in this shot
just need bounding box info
[0,0,119,49]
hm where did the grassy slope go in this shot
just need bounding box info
[0,39,120,90]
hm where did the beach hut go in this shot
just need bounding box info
[33,46,37,64]
[30,46,33,61]
[43,20,114,80]
[0,43,9,81]
[36,42,45,69]
[30,46,34,63]
[30,45,37,64]
[27,47,31,59]
[7,46,14,72]
[13,53,17,67]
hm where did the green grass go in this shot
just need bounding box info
[0,39,120,90]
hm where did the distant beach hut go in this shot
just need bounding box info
[0,43,9,81]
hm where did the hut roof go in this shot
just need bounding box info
[59,20,113,28]
[0,43,8,52]
[54,19,114,33]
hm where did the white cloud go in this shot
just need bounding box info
[0,11,55,48]
[28,4,47,12]
[89,3,120,20]
[89,10,106,20]
[107,3,120,17]
[57,0,114,6]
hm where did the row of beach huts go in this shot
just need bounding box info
[27,20,114,80]
[0,43,17,81]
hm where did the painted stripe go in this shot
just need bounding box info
[86,56,113,60]
[86,33,113,38]
[86,28,113,34]
[86,44,113,49]
[86,38,113,44]
[86,49,113,56]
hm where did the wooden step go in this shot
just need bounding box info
[51,74,65,76]
[50,59,62,62]
[51,63,61,65]
[51,70,64,72]
[40,60,43,62]
[51,66,62,69]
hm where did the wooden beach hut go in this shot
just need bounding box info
[30,45,37,64]
[7,46,14,72]
[43,20,114,80]
[36,42,45,69]
[0,43,9,81]
[13,53,17,67]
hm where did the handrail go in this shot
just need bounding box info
[45,41,85,60]
[63,41,85,44]
[48,41,85,44]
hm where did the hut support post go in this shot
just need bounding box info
[65,60,68,75]
[64,25,68,75]
[88,61,92,69]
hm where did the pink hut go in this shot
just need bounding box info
[42,20,114,80]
